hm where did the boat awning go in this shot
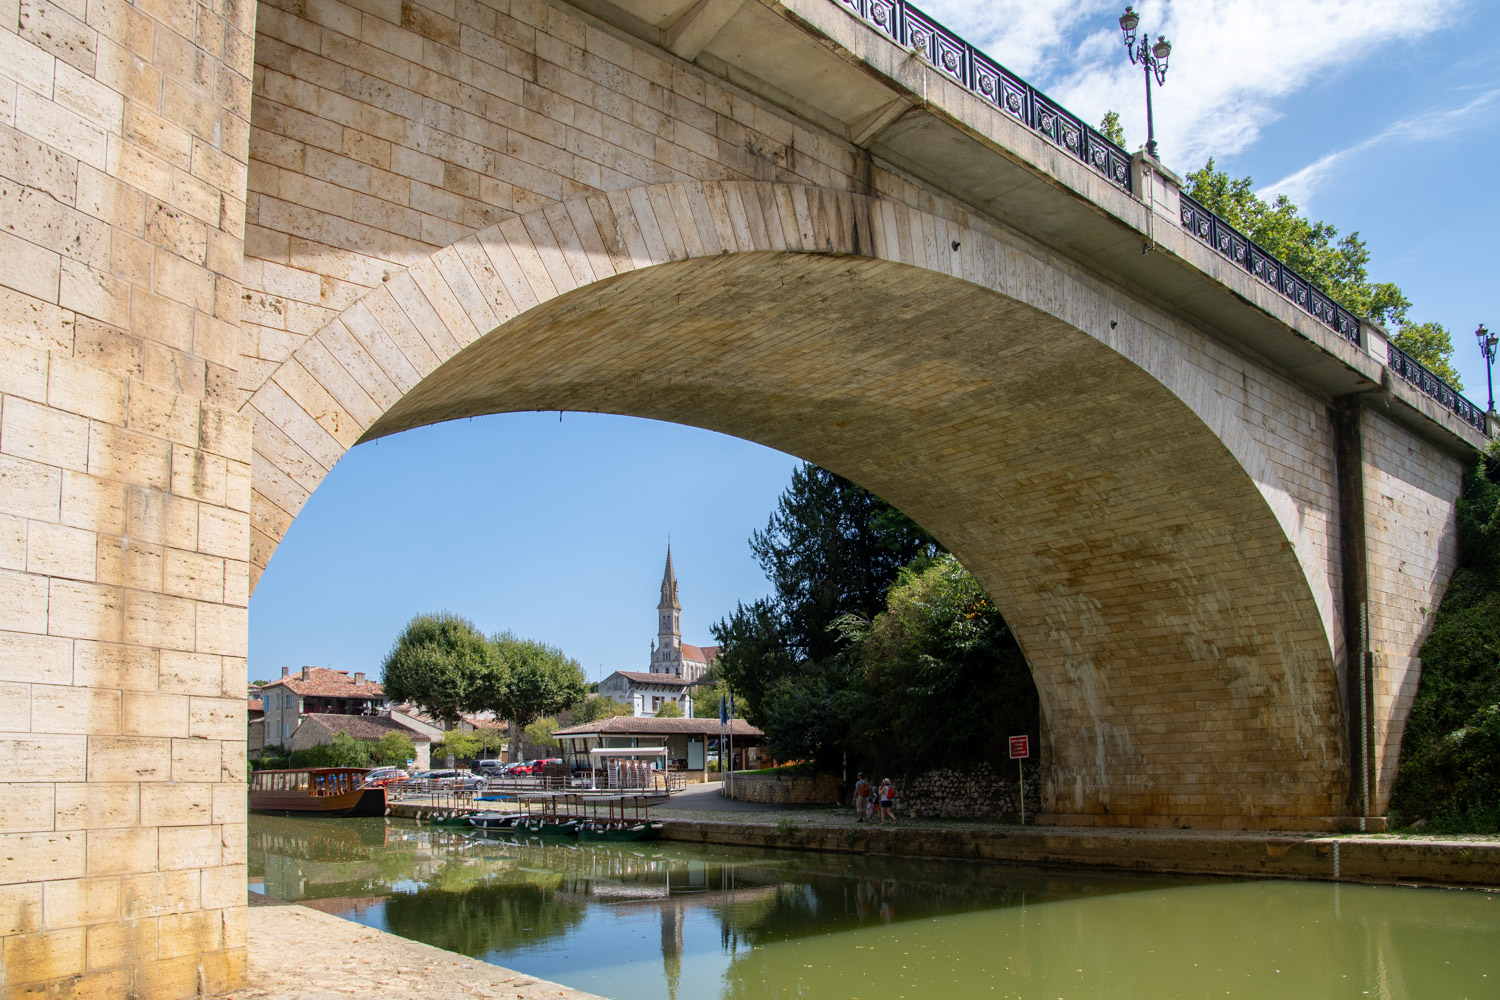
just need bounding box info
[588,747,668,757]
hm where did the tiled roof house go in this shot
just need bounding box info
[261,666,388,748]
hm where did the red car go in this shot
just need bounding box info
[510,758,562,775]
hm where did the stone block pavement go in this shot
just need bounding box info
[222,896,601,1000]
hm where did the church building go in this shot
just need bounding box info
[597,548,721,717]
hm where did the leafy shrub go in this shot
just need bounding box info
[1391,450,1500,832]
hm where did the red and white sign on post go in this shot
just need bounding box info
[1009,735,1030,824]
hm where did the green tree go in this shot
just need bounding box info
[1391,447,1500,831]
[524,716,561,751]
[472,633,587,761]
[433,729,482,763]
[654,700,684,718]
[690,672,725,719]
[572,695,632,724]
[1098,110,1127,148]
[369,731,416,767]
[713,463,939,723]
[853,554,1037,768]
[380,613,499,727]
[288,730,371,768]
[1184,159,1461,386]
[1389,321,1463,387]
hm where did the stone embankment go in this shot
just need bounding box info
[728,765,1042,820]
[225,898,603,1000]
[661,818,1500,888]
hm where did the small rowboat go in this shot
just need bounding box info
[468,812,525,830]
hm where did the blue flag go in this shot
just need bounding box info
[718,694,727,726]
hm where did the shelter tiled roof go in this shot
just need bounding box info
[552,715,762,738]
[297,713,430,743]
[612,671,691,686]
[263,667,385,699]
[247,699,263,713]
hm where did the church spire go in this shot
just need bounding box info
[653,545,683,675]
[659,545,680,611]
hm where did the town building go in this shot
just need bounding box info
[598,548,721,717]
[246,692,266,756]
[288,713,432,769]
[259,666,389,748]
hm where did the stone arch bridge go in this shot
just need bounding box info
[0,0,1488,994]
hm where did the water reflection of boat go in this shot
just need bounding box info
[249,768,385,817]
[248,813,386,862]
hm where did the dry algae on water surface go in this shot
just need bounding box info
[247,815,1499,1000]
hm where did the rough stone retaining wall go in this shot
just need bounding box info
[659,819,1500,888]
[897,763,1042,821]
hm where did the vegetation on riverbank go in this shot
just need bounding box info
[712,465,1038,777]
[1391,447,1500,833]
[252,729,416,771]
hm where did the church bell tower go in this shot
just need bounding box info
[654,546,682,674]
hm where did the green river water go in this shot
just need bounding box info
[248,814,1497,1000]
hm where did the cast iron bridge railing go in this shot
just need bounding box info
[828,0,1491,438]
[1180,194,1488,434]
[832,0,1133,193]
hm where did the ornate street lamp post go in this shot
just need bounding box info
[1477,323,1497,414]
[1119,7,1172,158]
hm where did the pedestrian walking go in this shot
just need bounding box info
[852,772,871,823]
[878,778,897,825]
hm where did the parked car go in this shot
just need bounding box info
[427,769,485,789]
[510,758,562,776]
[360,767,410,788]
[476,759,509,775]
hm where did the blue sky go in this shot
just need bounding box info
[246,0,1500,683]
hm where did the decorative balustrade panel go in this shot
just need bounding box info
[1387,344,1489,434]
[833,0,1131,191]
[1180,192,1363,346]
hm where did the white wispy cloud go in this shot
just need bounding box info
[1259,88,1500,205]
[920,0,1470,170]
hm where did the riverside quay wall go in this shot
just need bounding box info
[0,0,1489,994]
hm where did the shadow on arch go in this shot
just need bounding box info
[243,180,1348,830]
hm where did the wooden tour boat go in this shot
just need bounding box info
[248,767,386,817]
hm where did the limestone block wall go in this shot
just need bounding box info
[1361,407,1464,812]
[0,0,254,995]
[239,0,858,409]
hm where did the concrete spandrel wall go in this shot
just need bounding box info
[1361,407,1465,813]
[0,0,254,995]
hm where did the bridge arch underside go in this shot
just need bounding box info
[247,190,1348,830]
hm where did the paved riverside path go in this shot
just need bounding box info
[655,780,787,813]
[226,897,603,1000]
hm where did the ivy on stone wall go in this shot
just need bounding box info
[1390,447,1500,832]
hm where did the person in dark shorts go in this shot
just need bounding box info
[878,778,897,825]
